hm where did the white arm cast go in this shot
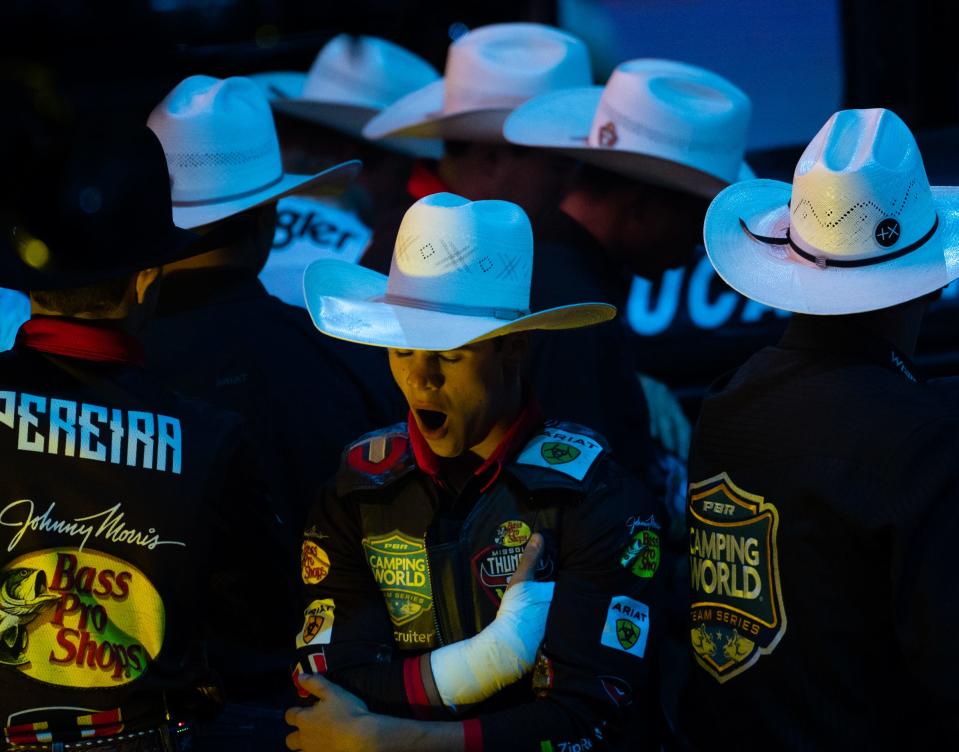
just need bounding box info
[429,579,555,709]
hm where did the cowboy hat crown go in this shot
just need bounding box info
[303,192,614,350]
[148,75,359,229]
[703,108,959,315]
[362,23,592,144]
[503,58,752,198]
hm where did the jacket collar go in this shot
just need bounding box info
[408,398,544,492]
[15,317,145,367]
[778,314,923,383]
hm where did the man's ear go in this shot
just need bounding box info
[502,332,531,367]
[135,267,162,304]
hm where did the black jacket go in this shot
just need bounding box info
[143,268,403,543]
[529,210,656,482]
[0,320,281,745]
[677,315,959,751]
[296,412,667,751]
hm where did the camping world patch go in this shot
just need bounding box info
[362,531,433,627]
[687,472,786,683]
[516,426,603,480]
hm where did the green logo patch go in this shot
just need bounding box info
[616,618,640,650]
[362,531,433,627]
[541,442,581,465]
[620,530,660,578]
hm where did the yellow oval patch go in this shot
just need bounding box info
[301,540,331,585]
[2,547,165,688]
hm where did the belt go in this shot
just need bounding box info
[4,725,192,752]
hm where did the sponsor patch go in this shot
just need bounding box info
[300,540,330,585]
[531,652,554,697]
[600,596,649,659]
[599,676,633,708]
[494,520,531,548]
[5,707,124,746]
[0,549,164,688]
[307,650,327,674]
[472,523,554,607]
[362,531,433,628]
[620,528,660,579]
[348,435,408,475]
[516,427,603,481]
[297,599,335,648]
[688,472,786,683]
[291,664,310,698]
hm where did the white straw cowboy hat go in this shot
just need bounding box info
[303,192,615,350]
[362,23,592,145]
[503,59,753,199]
[147,75,360,229]
[704,108,959,315]
[249,35,443,159]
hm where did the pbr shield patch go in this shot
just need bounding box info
[688,472,786,683]
[362,531,433,627]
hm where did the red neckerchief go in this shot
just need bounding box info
[408,399,544,492]
[407,160,451,201]
[15,317,146,367]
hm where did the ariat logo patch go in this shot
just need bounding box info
[361,531,433,627]
[600,596,649,659]
[517,427,603,481]
[688,472,786,683]
[297,599,334,648]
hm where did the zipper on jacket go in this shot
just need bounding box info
[423,535,446,647]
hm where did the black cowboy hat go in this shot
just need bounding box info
[0,122,201,291]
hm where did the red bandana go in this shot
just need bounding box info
[406,160,451,201]
[15,318,146,367]
[408,399,544,491]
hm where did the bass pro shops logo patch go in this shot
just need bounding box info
[688,473,786,683]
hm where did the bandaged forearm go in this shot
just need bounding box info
[429,580,555,708]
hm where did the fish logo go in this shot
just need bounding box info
[0,568,60,666]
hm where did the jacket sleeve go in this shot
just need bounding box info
[473,462,667,752]
[294,484,415,717]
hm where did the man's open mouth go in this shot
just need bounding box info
[416,409,448,432]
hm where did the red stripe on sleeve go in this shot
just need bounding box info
[463,718,484,752]
[403,656,433,720]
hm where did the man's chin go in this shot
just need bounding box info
[424,435,465,459]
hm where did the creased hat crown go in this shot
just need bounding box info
[387,193,533,316]
[304,34,439,109]
[443,23,592,114]
[147,75,284,205]
[789,108,936,259]
[589,59,750,184]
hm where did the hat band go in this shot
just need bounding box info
[381,292,529,321]
[171,172,285,208]
[740,215,940,269]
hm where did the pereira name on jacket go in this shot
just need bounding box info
[0,391,182,473]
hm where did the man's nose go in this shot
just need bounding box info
[406,356,444,390]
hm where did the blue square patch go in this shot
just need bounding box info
[600,595,649,659]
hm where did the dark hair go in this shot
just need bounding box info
[31,274,134,316]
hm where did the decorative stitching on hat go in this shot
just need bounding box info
[497,254,521,281]
[438,238,473,272]
[165,140,274,169]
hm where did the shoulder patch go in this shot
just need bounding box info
[347,433,409,475]
[337,424,415,496]
[515,422,606,481]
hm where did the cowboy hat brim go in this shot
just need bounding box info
[303,259,616,350]
[0,224,201,291]
[704,180,959,315]
[503,87,752,199]
[362,79,511,144]
[172,159,362,230]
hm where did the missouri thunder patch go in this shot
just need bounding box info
[688,473,786,683]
